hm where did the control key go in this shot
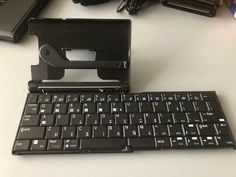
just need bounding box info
[13,140,30,152]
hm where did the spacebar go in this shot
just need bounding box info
[80,139,127,150]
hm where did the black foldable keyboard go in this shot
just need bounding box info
[12,19,236,155]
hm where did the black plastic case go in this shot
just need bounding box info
[0,0,49,43]
[161,0,219,17]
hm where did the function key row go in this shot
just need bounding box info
[27,92,216,104]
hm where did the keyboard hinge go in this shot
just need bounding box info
[28,81,41,93]
[28,81,130,93]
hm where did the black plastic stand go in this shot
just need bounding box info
[28,19,131,93]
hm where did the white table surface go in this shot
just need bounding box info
[1,1,236,177]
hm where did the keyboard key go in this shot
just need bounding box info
[202,112,224,123]
[31,140,47,151]
[40,115,54,126]
[38,95,51,103]
[115,114,129,125]
[183,124,198,136]
[162,93,175,101]
[66,94,79,103]
[45,127,60,139]
[39,104,53,114]
[86,114,99,125]
[216,136,235,147]
[172,113,187,124]
[153,125,169,137]
[187,112,202,123]
[64,139,79,150]
[48,139,63,151]
[77,126,91,138]
[206,101,219,111]
[168,124,183,136]
[180,101,194,112]
[215,123,230,136]
[135,93,148,102]
[100,114,114,125]
[186,137,201,147]
[55,114,69,126]
[107,94,121,102]
[92,126,107,138]
[52,95,65,103]
[122,94,135,102]
[138,125,153,137]
[24,104,39,114]
[149,93,162,101]
[14,140,30,152]
[27,94,38,104]
[108,126,122,138]
[125,102,139,113]
[198,124,216,136]
[140,102,153,112]
[123,125,138,137]
[94,94,107,102]
[156,137,170,148]
[97,103,110,113]
[130,113,144,124]
[166,102,181,112]
[62,126,76,139]
[53,103,67,114]
[70,114,84,125]
[201,136,217,147]
[193,101,208,112]
[17,127,45,140]
[201,92,215,101]
[175,93,188,101]
[171,137,186,148]
[129,138,155,149]
[68,103,82,113]
[80,94,94,102]
[153,102,167,112]
[189,93,201,101]
[80,138,127,150]
[83,103,96,113]
[21,115,40,126]
[144,113,159,124]
[111,102,124,113]
[159,113,173,124]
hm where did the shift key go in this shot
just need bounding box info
[17,127,45,140]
